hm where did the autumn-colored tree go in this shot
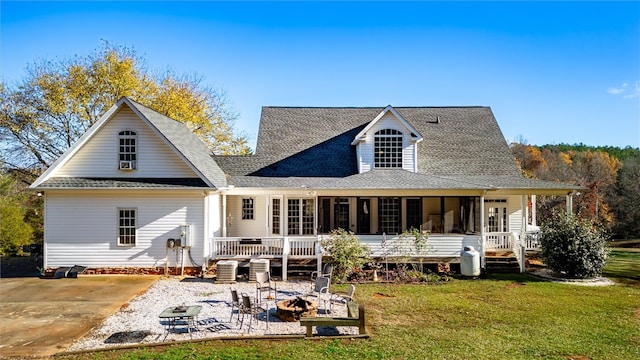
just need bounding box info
[1,43,251,173]
[512,143,623,228]
[510,143,547,178]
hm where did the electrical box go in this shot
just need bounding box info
[180,224,191,247]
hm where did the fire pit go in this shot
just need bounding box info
[275,297,318,322]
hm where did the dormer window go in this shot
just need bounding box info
[118,131,137,170]
[374,129,403,168]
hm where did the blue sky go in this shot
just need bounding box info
[2,1,639,149]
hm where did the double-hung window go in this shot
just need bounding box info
[287,198,315,235]
[118,208,136,246]
[242,198,254,220]
[374,129,403,168]
[118,130,137,170]
[271,198,281,235]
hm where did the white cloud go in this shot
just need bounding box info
[607,82,628,95]
[622,82,639,99]
[608,82,639,98]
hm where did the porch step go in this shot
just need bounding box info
[286,258,318,279]
[485,256,520,273]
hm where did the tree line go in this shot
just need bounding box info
[511,142,640,239]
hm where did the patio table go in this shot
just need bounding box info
[159,305,202,335]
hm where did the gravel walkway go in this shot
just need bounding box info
[67,278,355,352]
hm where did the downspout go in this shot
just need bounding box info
[222,192,227,237]
[202,190,209,275]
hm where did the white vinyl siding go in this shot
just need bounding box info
[44,190,204,268]
[57,106,197,178]
[345,234,481,259]
[357,113,416,173]
[226,196,267,237]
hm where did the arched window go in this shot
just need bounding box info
[374,129,403,168]
[118,130,137,170]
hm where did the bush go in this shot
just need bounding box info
[0,201,34,256]
[320,228,371,283]
[539,211,609,278]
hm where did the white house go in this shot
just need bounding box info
[31,97,580,278]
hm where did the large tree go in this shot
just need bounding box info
[1,43,250,174]
[613,158,640,238]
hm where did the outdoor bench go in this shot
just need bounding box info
[300,301,367,337]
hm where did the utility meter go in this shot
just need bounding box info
[180,225,191,247]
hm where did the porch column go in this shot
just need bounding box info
[531,195,537,227]
[566,192,574,216]
[282,237,290,281]
[202,191,209,274]
[521,195,527,236]
[222,192,227,237]
[480,192,486,270]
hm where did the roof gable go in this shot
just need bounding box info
[31,97,226,189]
[351,105,423,145]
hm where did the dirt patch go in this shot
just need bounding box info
[634,308,640,320]
[373,292,395,298]
[506,282,525,289]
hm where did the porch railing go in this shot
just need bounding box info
[212,237,285,257]
[208,236,320,281]
[485,232,512,250]
[523,231,541,251]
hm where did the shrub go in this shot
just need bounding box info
[320,228,371,283]
[394,227,429,272]
[539,211,609,278]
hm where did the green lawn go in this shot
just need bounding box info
[58,269,640,360]
[603,248,640,285]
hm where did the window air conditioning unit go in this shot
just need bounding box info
[119,161,134,170]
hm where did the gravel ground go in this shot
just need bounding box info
[527,268,616,286]
[67,278,355,352]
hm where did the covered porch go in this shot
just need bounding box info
[208,186,578,278]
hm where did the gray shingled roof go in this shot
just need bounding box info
[219,107,523,178]
[37,177,209,189]
[126,98,227,188]
[213,106,580,192]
